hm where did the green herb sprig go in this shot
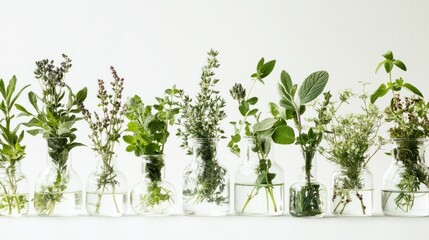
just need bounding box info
[278,69,329,216]
[177,49,228,205]
[0,76,30,215]
[229,58,294,213]
[79,66,125,214]
[18,54,87,215]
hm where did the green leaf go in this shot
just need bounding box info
[256,58,264,71]
[298,71,329,104]
[280,70,293,93]
[272,125,295,144]
[28,91,38,111]
[370,83,389,104]
[231,134,241,142]
[259,60,276,78]
[126,145,135,152]
[247,97,258,105]
[123,135,135,144]
[247,109,258,116]
[127,121,140,132]
[403,83,424,98]
[0,79,5,99]
[6,75,17,103]
[375,60,386,73]
[239,100,249,116]
[253,118,277,132]
[393,60,407,71]
[384,60,393,73]
[27,129,41,136]
[383,51,393,60]
[269,102,279,117]
[76,87,88,103]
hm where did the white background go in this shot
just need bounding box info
[1,0,429,239]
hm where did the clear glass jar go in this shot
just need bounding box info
[289,152,327,217]
[0,162,29,216]
[331,166,373,216]
[34,138,82,216]
[183,138,230,215]
[131,154,176,216]
[234,136,284,216]
[382,138,429,217]
[86,154,127,216]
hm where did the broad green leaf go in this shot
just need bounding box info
[247,97,258,105]
[280,70,292,93]
[28,91,38,111]
[76,87,88,103]
[383,51,393,60]
[370,83,389,104]
[403,83,424,98]
[123,135,135,144]
[253,118,277,132]
[279,97,295,110]
[126,145,135,152]
[298,71,329,104]
[384,60,393,73]
[127,121,140,132]
[231,134,241,142]
[259,60,276,78]
[272,125,295,144]
[247,109,258,116]
[393,60,407,71]
[269,102,279,117]
[257,58,264,71]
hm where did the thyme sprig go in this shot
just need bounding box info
[79,66,125,214]
[177,49,228,205]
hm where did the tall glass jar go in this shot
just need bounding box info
[34,138,82,216]
[183,138,229,215]
[86,154,127,216]
[131,154,176,216]
[234,136,284,216]
[289,153,327,217]
[382,138,429,217]
[331,166,373,216]
[0,162,29,216]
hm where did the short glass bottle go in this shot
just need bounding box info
[34,138,82,216]
[331,166,373,216]
[183,138,230,215]
[0,162,29,216]
[289,153,327,217]
[131,154,176,216]
[382,138,429,217]
[234,136,284,216]
[86,154,127,216]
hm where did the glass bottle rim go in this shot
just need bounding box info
[391,138,427,143]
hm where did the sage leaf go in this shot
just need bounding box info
[298,71,329,104]
[253,118,277,132]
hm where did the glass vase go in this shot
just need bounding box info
[382,138,429,217]
[289,152,327,217]
[331,166,373,216]
[34,138,82,216]
[131,154,176,216]
[0,162,29,216]
[234,136,284,216]
[183,138,230,215]
[86,154,127,216]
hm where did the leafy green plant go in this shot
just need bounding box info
[228,58,294,213]
[177,49,228,205]
[79,66,125,215]
[277,69,329,216]
[17,54,87,215]
[317,87,384,215]
[0,76,30,215]
[123,87,181,211]
[371,51,429,213]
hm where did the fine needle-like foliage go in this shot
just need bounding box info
[176,49,228,205]
[79,66,125,214]
[277,69,329,216]
[228,58,294,213]
[0,76,30,215]
[317,86,384,215]
[123,86,181,212]
[18,54,87,215]
[371,51,429,212]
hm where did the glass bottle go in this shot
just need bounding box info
[131,154,176,216]
[86,154,127,216]
[234,136,284,216]
[183,138,230,215]
[382,138,429,217]
[34,138,82,216]
[0,162,29,216]
[331,166,373,216]
[289,152,327,217]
